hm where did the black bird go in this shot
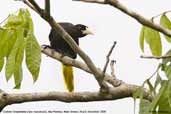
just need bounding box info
[49,22,93,92]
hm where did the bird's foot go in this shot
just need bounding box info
[41,44,52,49]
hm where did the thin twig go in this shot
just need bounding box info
[103,41,117,75]
[28,0,43,13]
[45,0,50,17]
[101,41,117,93]
[23,0,40,14]
[110,60,121,86]
[140,55,171,59]
[0,16,9,26]
[148,65,160,80]
[0,10,19,26]
[152,10,171,19]
[110,60,116,79]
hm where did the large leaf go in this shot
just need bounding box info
[158,82,171,114]
[146,79,155,95]
[160,14,171,42]
[0,29,12,57]
[139,26,145,52]
[162,49,171,79]
[139,99,151,114]
[0,30,5,71]
[0,57,4,72]
[14,66,23,89]
[13,34,25,89]
[0,29,4,57]
[154,73,162,90]
[144,27,162,56]
[6,30,18,57]
[25,31,41,82]
[5,30,24,81]
[133,85,145,114]
[5,14,23,27]
[148,81,168,113]
[18,9,34,32]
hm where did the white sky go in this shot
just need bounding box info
[0,0,171,113]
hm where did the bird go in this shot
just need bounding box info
[49,22,93,92]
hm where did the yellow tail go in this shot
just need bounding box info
[62,64,74,92]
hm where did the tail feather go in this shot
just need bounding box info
[62,64,74,92]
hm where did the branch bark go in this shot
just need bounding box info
[0,83,152,110]
[102,41,116,76]
[73,0,171,38]
[45,0,50,16]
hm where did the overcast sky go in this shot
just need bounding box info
[0,0,171,113]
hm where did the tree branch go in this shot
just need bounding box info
[110,60,116,79]
[73,0,171,38]
[23,0,109,91]
[103,41,116,75]
[140,55,171,59]
[28,0,43,14]
[0,83,152,111]
[23,0,39,14]
[45,0,50,17]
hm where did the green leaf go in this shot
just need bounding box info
[158,97,171,114]
[162,49,171,65]
[6,30,18,57]
[0,29,18,58]
[154,73,162,90]
[144,27,162,56]
[133,85,145,114]
[14,66,23,89]
[139,26,145,52]
[164,64,171,79]
[18,8,34,33]
[13,34,25,89]
[0,57,4,72]
[162,49,171,79]
[0,29,11,57]
[167,81,171,112]
[5,29,24,81]
[25,31,41,82]
[146,79,154,95]
[148,81,168,113]
[5,14,23,27]
[139,99,151,114]
[160,14,171,42]
[157,82,171,114]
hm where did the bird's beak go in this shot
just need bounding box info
[82,28,94,35]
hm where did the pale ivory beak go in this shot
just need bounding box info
[82,27,94,35]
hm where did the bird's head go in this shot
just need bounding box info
[75,24,94,37]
